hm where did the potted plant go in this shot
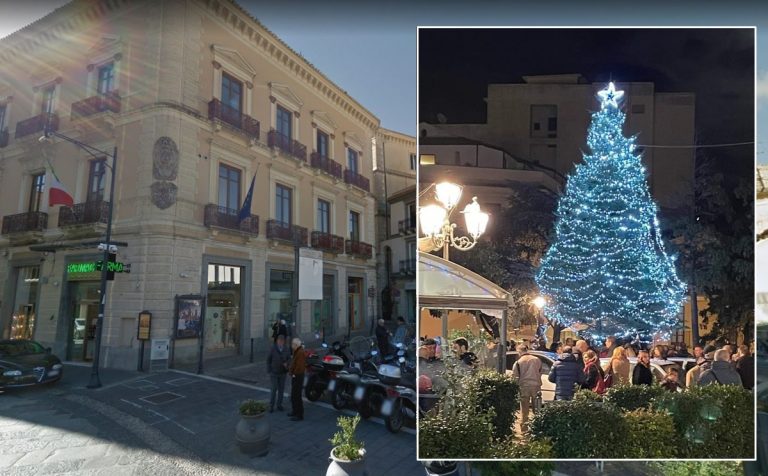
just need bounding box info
[235,399,270,456]
[326,415,367,476]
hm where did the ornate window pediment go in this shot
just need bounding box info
[311,110,337,132]
[211,44,257,83]
[269,82,303,112]
[344,132,364,151]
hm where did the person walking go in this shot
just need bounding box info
[511,344,541,429]
[548,346,584,401]
[375,319,392,356]
[604,346,630,386]
[699,348,743,387]
[582,350,606,395]
[393,316,409,346]
[271,319,287,344]
[632,350,653,385]
[287,337,306,421]
[266,334,290,412]
[735,344,754,390]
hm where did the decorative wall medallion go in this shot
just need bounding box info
[152,136,179,181]
[150,181,177,209]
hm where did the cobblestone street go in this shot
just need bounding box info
[0,364,418,475]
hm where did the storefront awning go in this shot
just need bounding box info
[418,251,510,310]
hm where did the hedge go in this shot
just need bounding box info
[622,409,677,458]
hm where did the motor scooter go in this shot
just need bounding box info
[304,341,350,401]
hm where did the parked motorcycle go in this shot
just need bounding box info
[329,346,380,416]
[304,341,350,401]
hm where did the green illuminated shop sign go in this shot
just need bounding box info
[68,262,97,274]
[67,259,130,281]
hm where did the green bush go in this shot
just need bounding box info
[467,369,520,439]
[418,407,494,459]
[574,388,603,403]
[238,399,267,415]
[329,415,364,461]
[647,461,743,476]
[474,459,555,476]
[622,409,677,458]
[604,383,665,412]
[528,400,629,458]
[489,435,554,459]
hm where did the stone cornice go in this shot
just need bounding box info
[378,128,416,147]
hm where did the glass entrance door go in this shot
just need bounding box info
[8,266,40,340]
[67,281,100,361]
[348,277,364,331]
[206,264,243,356]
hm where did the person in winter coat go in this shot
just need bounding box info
[375,319,392,356]
[582,350,606,394]
[511,344,542,428]
[736,344,754,390]
[287,337,306,421]
[699,349,743,387]
[604,346,630,385]
[266,334,291,412]
[686,344,716,388]
[632,350,653,386]
[548,346,584,400]
[660,367,682,392]
[271,319,288,343]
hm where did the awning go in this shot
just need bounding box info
[418,251,510,310]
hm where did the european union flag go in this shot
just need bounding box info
[238,175,255,223]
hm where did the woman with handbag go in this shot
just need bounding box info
[604,347,630,386]
[582,350,607,395]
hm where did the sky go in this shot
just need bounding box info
[0,1,766,150]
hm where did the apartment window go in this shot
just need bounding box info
[87,159,107,202]
[276,184,292,225]
[420,154,436,165]
[0,103,6,130]
[530,105,557,138]
[347,149,359,175]
[41,85,55,115]
[221,72,243,115]
[349,210,360,241]
[276,105,292,139]
[409,153,416,170]
[317,199,330,233]
[28,173,45,212]
[97,63,115,95]
[218,164,241,212]
[317,130,329,158]
[407,202,416,227]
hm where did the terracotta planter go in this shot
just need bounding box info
[235,413,270,456]
[326,447,368,476]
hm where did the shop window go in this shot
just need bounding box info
[206,264,242,353]
[8,266,40,340]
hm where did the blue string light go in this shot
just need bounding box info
[535,82,686,343]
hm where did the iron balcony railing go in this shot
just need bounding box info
[71,91,121,119]
[1,211,48,234]
[267,130,307,162]
[310,152,343,180]
[344,169,370,192]
[345,240,373,260]
[204,204,259,235]
[208,99,260,141]
[398,217,416,234]
[15,113,58,139]
[58,200,110,227]
[311,231,345,254]
[266,220,308,246]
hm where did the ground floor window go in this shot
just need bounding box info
[347,277,364,331]
[66,281,100,361]
[405,290,416,322]
[206,264,242,354]
[312,274,335,338]
[8,266,40,340]
[268,269,294,337]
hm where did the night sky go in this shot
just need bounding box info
[419,28,754,175]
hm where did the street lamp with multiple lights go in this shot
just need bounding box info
[419,182,489,260]
[40,127,117,389]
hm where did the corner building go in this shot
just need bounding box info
[0,0,387,370]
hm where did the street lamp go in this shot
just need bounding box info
[40,127,117,389]
[419,181,489,260]
[532,295,547,348]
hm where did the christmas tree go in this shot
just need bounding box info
[535,82,686,342]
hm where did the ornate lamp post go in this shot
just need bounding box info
[419,182,489,260]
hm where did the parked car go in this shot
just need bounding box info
[0,340,63,390]
[600,357,684,387]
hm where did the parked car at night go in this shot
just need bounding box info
[0,340,63,390]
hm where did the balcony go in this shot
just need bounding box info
[268,130,307,162]
[310,152,343,180]
[399,259,416,275]
[311,231,345,254]
[204,204,259,236]
[15,113,58,139]
[0,128,8,148]
[266,220,308,246]
[1,211,47,245]
[344,169,370,193]
[58,200,110,239]
[398,217,416,235]
[346,240,373,260]
[71,91,121,119]
[208,99,260,141]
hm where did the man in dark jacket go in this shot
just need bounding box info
[548,346,584,400]
[699,348,743,387]
[632,350,653,385]
[735,344,754,390]
[266,334,291,412]
[375,319,391,356]
[452,337,478,368]
[272,319,287,343]
[288,337,306,421]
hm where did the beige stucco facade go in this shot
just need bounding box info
[0,0,385,369]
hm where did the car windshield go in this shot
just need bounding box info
[0,341,45,357]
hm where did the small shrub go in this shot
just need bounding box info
[474,459,556,476]
[418,407,494,459]
[622,409,677,458]
[489,436,554,459]
[467,369,520,439]
[528,400,629,458]
[574,388,603,403]
[330,415,364,461]
[239,399,267,415]
[647,461,744,476]
[604,383,665,412]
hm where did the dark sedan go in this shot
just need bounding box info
[0,340,63,389]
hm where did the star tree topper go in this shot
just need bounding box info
[597,81,624,109]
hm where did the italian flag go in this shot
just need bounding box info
[48,170,74,208]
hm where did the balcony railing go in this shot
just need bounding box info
[0,128,8,148]
[399,259,416,275]
[15,113,58,139]
[204,204,259,235]
[208,99,260,141]
[58,200,110,227]
[311,231,345,254]
[266,220,308,246]
[310,152,342,180]
[345,240,373,260]
[344,169,370,192]
[398,217,416,234]
[71,91,121,119]
[268,130,307,162]
[1,211,48,235]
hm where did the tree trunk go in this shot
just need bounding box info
[690,285,700,346]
